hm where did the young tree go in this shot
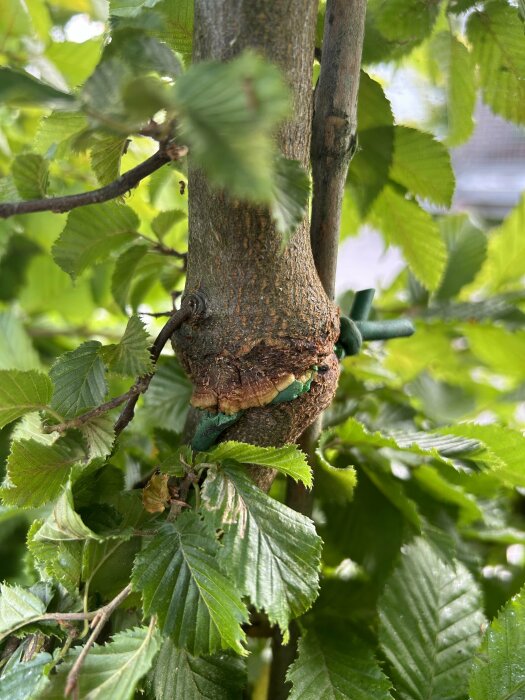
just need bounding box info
[1,0,525,698]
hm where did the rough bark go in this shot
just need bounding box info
[172,0,340,487]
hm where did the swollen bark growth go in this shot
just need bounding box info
[172,0,340,480]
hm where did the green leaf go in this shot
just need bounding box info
[468,1,525,124]
[158,0,193,64]
[109,31,182,79]
[202,441,311,486]
[39,625,159,700]
[142,357,192,433]
[151,639,247,700]
[132,511,249,656]
[12,154,49,199]
[46,39,103,89]
[348,72,394,216]
[174,52,289,201]
[370,186,447,291]
[52,202,139,279]
[101,316,152,377]
[287,621,392,700]
[378,538,485,700]
[202,461,322,635]
[373,0,440,44]
[35,483,102,541]
[35,111,88,156]
[151,209,187,240]
[0,312,41,370]
[435,215,487,300]
[0,67,75,108]
[110,0,163,18]
[270,158,310,241]
[390,127,455,207]
[90,134,127,186]
[11,412,59,446]
[315,434,357,504]
[79,414,115,460]
[49,341,107,419]
[28,520,82,592]
[0,653,51,700]
[470,585,525,700]
[471,195,525,293]
[462,324,525,383]
[0,370,52,430]
[0,584,47,641]
[2,438,83,508]
[111,243,150,310]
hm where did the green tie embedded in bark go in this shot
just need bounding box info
[192,289,415,451]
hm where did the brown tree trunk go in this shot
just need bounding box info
[172,0,340,489]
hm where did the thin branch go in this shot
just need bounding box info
[44,296,202,436]
[310,0,367,300]
[0,149,172,219]
[65,584,133,697]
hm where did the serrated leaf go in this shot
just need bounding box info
[468,2,525,124]
[39,625,159,700]
[471,195,525,293]
[158,0,193,64]
[28,520,82,592]
[390,127,455,207]
[35,483,102,541]
[435,215,487,300]
[0,370,51,429]
[202,441,311,486]
[287,621,392,700]
[0,67,75,108]
[174,52,289,201]
[90,134,127,186]
[52,202,139,279]
[378,538,485,700]
[46,39,103,89]
[202,461,322,635]
[142,357,192,433]
[49,341,107,419]
[0,584,47,641]
[315,434,357,504]
[470,585,525,700]
[110,0,163,18]
[79,414,115,459]
[151,639,247,700]
[109,30,182,79]
[132,511,249,656]
[2,438,83,508]
[0,312,41,370]
[12,154,49,199]
[373,0,440,44]
[111,243,149,310]
[11,412,59,446]
[151,209,187,240]
[101,316,152,377]
[270,157,310,241]
[0,652,51,700]
[370,186,447,291]
[35,111,87,156]
[462,324,525,383]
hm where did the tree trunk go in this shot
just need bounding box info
[172,0,339,488]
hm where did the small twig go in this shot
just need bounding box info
[0,146,183,219]
[65,584,132,697]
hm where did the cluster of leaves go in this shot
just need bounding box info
[1,0,525,699]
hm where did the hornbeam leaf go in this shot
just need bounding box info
[79,414,115,459]
[35,483,102,542]
[468,1,525,124]
[202,441,311,486]
[270,157,310,241]
[151,639,247,700]
[202,461,322,635]
[0,67,75,108]
[142,357,192,433]
[28,520,82,592]
[0,584,47,641]
[49,341,107,419]
[435,215,487,300]
[287,621,393,700]
[378,538,485,700]
[390,126,455,207]
[0,653,51,699]
[132,511,248,656]
[0,370,52,429]
[370,186,447,291]
[2,438,84,508]
[39,625,159,700]
[101,315,152,377]
[90,134,127,186]
[470,585,525,700]
[52,202,139,279]
[12,154,49,200]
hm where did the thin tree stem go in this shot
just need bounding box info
[0,149,173,219]
[65,584,133,697]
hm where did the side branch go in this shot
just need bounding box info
[0,149,172,219]
[310,0,367,299]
